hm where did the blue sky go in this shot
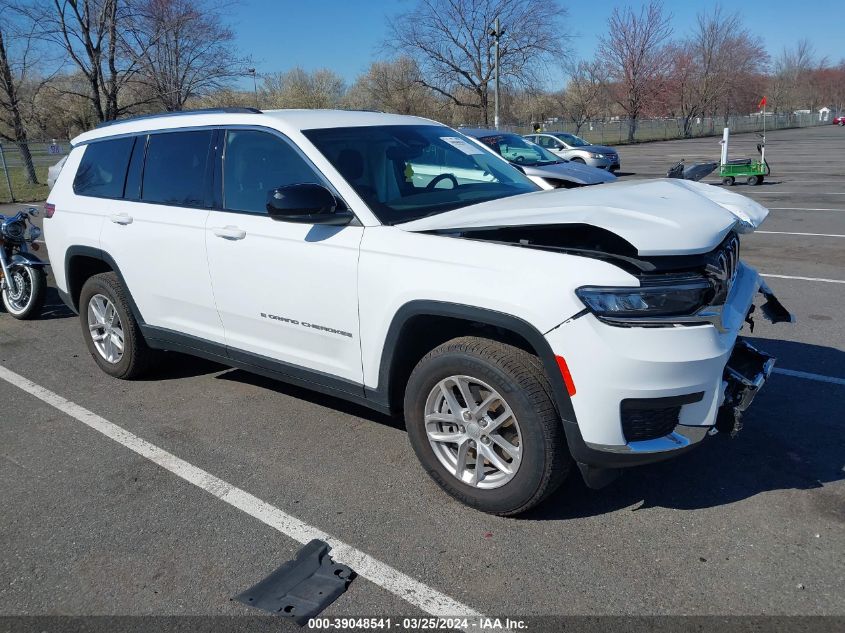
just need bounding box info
[231,0,843,88]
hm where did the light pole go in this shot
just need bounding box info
[489,18,504,130]
[247,68,258,109]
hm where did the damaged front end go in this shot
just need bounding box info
[714,279,793,437]
[717,339,777,437]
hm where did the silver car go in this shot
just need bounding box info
[460,129,616,188]
[525,132,620,171]
[47,155,68,189]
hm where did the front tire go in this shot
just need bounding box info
[79,272,157,379]
[1,264,46,320]
[404,337,570,516]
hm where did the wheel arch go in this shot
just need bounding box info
[64,246,143,322]
[372,300,577,426]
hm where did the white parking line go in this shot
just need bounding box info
[761,273,845,284]
[0,365,483,624]
[768,207,843,212]
[750,192,845,195]
[756,231,845,238]
[773,368,845,386]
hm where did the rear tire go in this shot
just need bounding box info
[404,336,570,516]
[747,175,762,186]
[79,272,157,379]
[722,176,735,186]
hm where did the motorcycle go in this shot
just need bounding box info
[0,206,48,319]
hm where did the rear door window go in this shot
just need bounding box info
[142,130,213,206]
[73,137,134,198]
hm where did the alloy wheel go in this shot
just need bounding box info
[87,294,125,364]
[423,375,522,489]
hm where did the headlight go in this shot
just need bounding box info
[576,279,712,318]
[590,153,605,158]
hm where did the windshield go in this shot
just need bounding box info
[474,134,562,167]
[553,133,590,147]
[304,125,538,224]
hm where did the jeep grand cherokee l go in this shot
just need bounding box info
[44,108,792,515]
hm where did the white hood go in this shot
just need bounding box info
[399,179,769,256]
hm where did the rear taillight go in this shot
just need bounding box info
[44,203,56,218]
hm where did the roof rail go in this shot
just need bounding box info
[96,107,262,128]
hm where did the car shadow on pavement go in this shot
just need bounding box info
[137,352,227,381]
[524,338,844,522]
[38,287,75,320]
[216,369,404,431]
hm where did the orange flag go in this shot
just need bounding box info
[759,96,767,109]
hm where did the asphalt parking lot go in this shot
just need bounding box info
[0,124,843,627]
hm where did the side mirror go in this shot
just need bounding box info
[266,183,353,225]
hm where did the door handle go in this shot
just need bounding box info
[110,212,133,225]
[212,225,246,240]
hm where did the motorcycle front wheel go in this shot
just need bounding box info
[2,265,47,320]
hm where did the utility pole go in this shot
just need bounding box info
[247,68,258,109]
[489,17,503,130]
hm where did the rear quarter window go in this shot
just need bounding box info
[72,137,135,198]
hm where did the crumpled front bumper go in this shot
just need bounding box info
[547,264,794,487]
[716,339,777,437]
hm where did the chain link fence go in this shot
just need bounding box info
[0,139,70,204]
[0,111,830,203]
[506,111,828,145]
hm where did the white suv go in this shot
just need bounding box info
[44,108,792,515]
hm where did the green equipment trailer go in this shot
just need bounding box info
[719,126,770,186]
[719,160,768,186]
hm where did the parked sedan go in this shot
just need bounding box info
[834,114,845,126]
[525,132,620,171]
[460,129,616,189]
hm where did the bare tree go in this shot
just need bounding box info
[559,60,608,133]
[664,9,763,136]
[345,57,443,118]
[31,72,99,138]
[129,0,248,111]
[262,67,345,109]
[771,39,815,115]
[0,4,39,183]
[387,0,568,125]
[809,61,845,116]
[598,0,672,142]
[24,0,144,122]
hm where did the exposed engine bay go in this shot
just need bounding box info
[427,223,793,328]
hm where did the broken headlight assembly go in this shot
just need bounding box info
[576,278,713,319]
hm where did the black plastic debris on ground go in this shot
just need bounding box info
[234,539,355,625]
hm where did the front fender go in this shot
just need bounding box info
[11,252,49,267]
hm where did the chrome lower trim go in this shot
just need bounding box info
[585,423,710,455]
